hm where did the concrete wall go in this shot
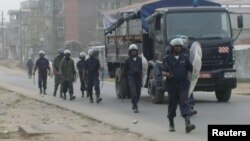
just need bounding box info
[234,45,250,80]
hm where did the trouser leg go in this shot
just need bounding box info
[167,88,178,119]
[135,79,141,103]
[87,77,94,103]
[54,76,60,96]
[179,88,190,118]
[179,87,196,133]
[128,78,138,106]
[62,81,69,100]
[38,73,43,94]
[42,74,47,94]
[94,75,102,103]
[69,81,75,101]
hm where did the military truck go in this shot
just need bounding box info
[103,0,243,103]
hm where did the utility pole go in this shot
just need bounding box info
[1,11,4,59]
[52,0,57,55]
[19,9,23,65]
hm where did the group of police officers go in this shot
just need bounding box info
[32,48,102,103]
[31,36,197,134]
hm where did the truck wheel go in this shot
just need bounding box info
[115,68,129,99]
[148,70,164,104]
[215,89,232,102]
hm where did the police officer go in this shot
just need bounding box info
[76,52,87,97]
[27,57,33,79]
[53,49,64,97]
[33,50,50,94]
[123,44,142,113]
[59,50,76,101]
[180,35,197,116]
[163,38,195,133]
[85,49,102,103]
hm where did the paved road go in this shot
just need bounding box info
[0,66,250,141]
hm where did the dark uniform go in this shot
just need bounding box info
[163,51,195,133]
[59,57,76,100]
[164,53,192,118]
[34,57,50,94]
[53,55,64,97]
[27,58,33,79]
[123,56,142,112]
[85,56,102,103]
[77,58,86,97]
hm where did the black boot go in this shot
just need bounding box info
[169,118,175,132]
[63,93,66,100]
[190,106,197,116]
[43,89,47,95]
[90,96,94,103]
[53,89,57,97]
[70,94,76,101]
[39,88,42,94]
[132,104,138,113]
[96,95,102,103]
[190,109,197,116]
[81,91,84,98]
[60,91,63,98]
[185,116,195,133]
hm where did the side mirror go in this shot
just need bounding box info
[237,15,243,28]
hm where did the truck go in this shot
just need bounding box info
[103,0,244,103]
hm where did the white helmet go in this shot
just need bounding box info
[88,49,94,56]
[180,35,189,48]
[129,44,138,51]
[64,49,71,55]
[79,52,86,58]
[39,50,45,55]
[170,38,183,47]
[59,48,64,54]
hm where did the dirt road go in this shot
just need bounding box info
[0,88,147,141]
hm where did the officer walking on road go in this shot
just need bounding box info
[59,50,76,101]
[85,49,102,103]
[27,57,34,79]
[162,38,195,133]
[52,49,64,97]
[76,52,87,98]
[33,50,50,95]
[122,44,142,113]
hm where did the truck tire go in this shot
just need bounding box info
[215,89,232,102]
[115,68,129,99]
[148,70,164,104]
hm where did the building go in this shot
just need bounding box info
[63,0,145,48]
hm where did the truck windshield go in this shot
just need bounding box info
[166,11,232,40]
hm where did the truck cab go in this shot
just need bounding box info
[146,7,243,103]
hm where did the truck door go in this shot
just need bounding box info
[153,14,165,60]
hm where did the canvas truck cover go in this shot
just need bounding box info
[103,0,221,34]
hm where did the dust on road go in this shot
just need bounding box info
[0,88,148,141]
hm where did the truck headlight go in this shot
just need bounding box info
[224,72,236,78]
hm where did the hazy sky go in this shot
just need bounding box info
[0,0,24,18]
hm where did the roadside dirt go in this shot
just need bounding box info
[233,83,250,95]
[0,89,148,141]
